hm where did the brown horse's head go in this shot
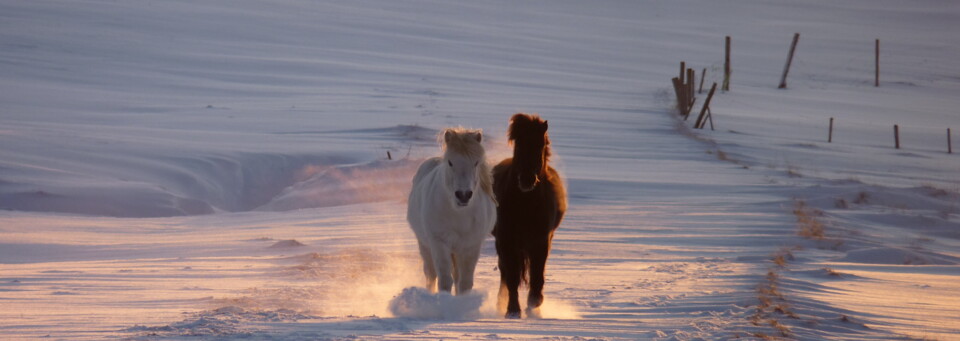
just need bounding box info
[507,113,551,192]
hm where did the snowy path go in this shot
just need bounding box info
[0,113,794,340]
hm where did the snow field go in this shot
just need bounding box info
[2,0,959,340]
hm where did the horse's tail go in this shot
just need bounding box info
[519,254,530,286]
[499,242,531,287]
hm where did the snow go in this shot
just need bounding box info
[2,0,959,340]
[388,287,485,321]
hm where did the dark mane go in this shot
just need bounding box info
[507,113,551,161]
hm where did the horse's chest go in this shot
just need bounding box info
[426,204,493,240]
[498,190,557,228]
[502,190,551,212]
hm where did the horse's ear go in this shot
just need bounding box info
[444,129,454,143]
[474,131,482,143]
[542,120,549,132]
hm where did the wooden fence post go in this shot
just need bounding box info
[723,36,731,91]
[949,128,953,154]
[706,107,715,131]
[699,68,707,94]
[695,83,718,129]
[875,39,880,87]
[680,61,686,82]
[678,61,689,118]
[673,64,700,119]
[894,124,900,149]
[672,77,685,117]
[828,117,834,143]
[778,33,800,89]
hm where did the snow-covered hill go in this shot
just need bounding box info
[2,0,958,339]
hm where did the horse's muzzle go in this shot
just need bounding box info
[455,190,473,206]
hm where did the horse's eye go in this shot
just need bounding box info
[474,161,479,167]
[448,160,453,167]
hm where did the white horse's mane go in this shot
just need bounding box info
[440,127,496,206]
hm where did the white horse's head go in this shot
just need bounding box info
[441,128,492,208]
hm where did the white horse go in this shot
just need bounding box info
[407,127,497,295]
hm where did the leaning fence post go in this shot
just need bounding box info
[706,107,715,131]
[695,83,718,129]
[778,33,800,89]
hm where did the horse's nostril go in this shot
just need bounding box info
[455,190,472,203]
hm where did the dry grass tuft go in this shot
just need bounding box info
[772,255,787,267]
[750,332,776,340]
[794,201,825,240]
[774,303,799,318]
[853,191,869,204]
[834,198,848,209]
[769,319,791,336]
[748,245,806,339]
[823,267,843,277]
[770,248,795,268]
[716,150,729,161]
[752,269,794,338]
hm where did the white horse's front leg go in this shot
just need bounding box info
[455,245,481,295]
[430,242,454,293]
[417,241,437,292]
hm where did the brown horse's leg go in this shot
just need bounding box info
[527,235,550,310]
[497,240,523,318]
[497,281,509,314]
[503,270,522,318]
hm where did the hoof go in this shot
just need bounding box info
[505,311,521,319]
[525,306,542,319]
[528,296,543,309]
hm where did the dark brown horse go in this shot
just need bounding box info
[492,113,567,318]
